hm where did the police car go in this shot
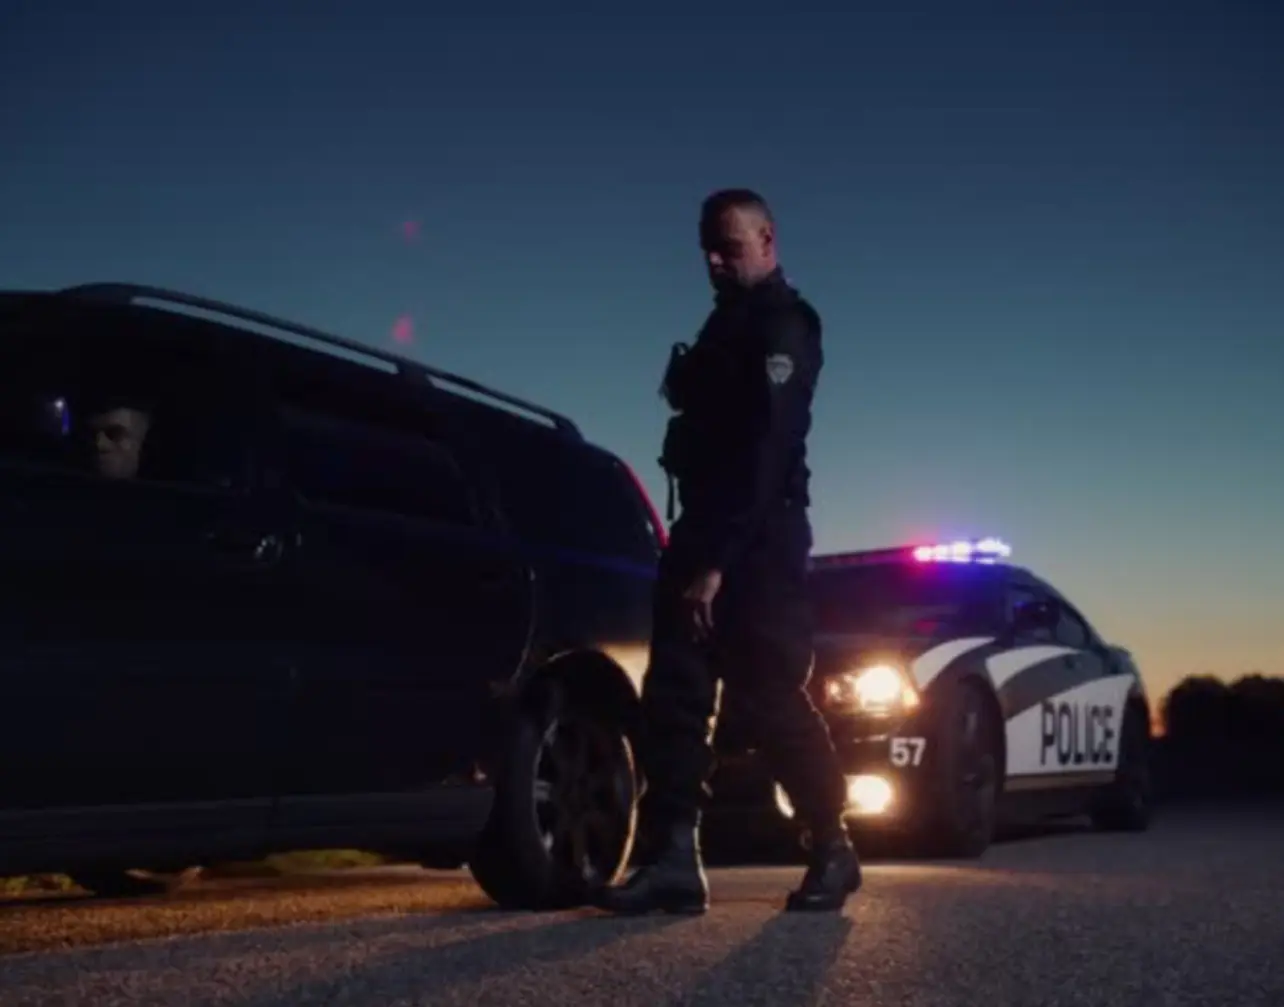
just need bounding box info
[710,537,1153,858]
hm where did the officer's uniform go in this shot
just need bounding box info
[639,268,847,839]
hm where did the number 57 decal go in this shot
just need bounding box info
[890,737,927,767]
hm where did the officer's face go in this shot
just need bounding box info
[700,207,776,292]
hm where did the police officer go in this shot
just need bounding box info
[598,189,861,915]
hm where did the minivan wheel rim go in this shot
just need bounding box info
[532,715,632,886]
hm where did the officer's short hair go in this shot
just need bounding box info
[700,188,774,227]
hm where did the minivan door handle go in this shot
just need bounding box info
[205,528,285,566]
[478,563,529,593]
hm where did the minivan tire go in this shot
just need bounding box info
[468,690,638,910]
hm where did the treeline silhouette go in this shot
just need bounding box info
[1153,673,1284,800]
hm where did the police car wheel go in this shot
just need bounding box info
[1089,706,1152,832]
[921,679,1001,859]
[468,693,638,910]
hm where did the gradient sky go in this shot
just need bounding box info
[2,2,1280,701]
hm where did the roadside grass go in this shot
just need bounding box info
[1,849,393,896]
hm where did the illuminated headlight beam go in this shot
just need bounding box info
[824,664,919,713]
[846,774,894,815]
[775,774,895,820]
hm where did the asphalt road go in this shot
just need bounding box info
[1,805,1282,1006]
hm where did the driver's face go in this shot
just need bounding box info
[89,406,150,480]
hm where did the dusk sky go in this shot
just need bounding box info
[2,2,1280,701]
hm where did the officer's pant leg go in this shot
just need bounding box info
[637,552,720,830]
[720,546,846,832]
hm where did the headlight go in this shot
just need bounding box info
[824,664,919,713]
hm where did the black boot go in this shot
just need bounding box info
[596,819,709,916]
[785,826,862,912]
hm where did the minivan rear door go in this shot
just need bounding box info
[264,362,531,833]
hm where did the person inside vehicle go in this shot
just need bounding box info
[85,398,152,481]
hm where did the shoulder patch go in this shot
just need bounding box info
[766,353,794,385]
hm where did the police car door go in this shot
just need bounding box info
[996,583,1118,789]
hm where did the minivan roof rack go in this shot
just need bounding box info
[57,282,583,439]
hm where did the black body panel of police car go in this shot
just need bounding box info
[707,538,1154,858]
[0,283,664,907]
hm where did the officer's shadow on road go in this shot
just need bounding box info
[201,908,690,1007]
[668,910,853,1007]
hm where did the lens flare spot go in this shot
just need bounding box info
[401,219,421,242]
[391,315,414,344]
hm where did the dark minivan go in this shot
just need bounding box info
[0,283,664,909]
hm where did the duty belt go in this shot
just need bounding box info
[657,471,803,524]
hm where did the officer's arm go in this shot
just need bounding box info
[703,309,819,573]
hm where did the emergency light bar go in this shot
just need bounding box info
[811,537,1012,570]
[912,537,1011,563]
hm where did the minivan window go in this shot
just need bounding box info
[280,405,475,526]
[1,309,255,491]
[488,427,657,563]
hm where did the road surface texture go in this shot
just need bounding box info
[1,805,1281,1006]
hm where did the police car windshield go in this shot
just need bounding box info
[809,562,1001,637]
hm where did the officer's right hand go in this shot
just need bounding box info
[682,568,723,641]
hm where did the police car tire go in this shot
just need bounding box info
[467,696,638,911]
[1088,706,1152,833]
[920,678,1001,859]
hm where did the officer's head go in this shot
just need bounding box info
[699,189,778,293]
